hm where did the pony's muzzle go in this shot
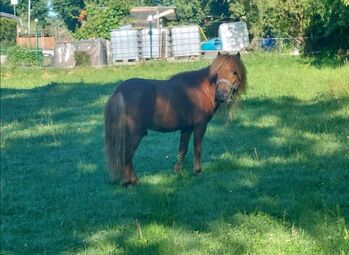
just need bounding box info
[215,89,229,102]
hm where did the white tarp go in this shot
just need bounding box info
[54,39,108,67]
[219,21,249,52]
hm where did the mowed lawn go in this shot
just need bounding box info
[1,54,349,254]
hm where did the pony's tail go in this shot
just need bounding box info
[104,92,126,183]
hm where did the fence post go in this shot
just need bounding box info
[147,15,153,59]
[35,18,39,65]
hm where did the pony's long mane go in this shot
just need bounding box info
[169,55,247,93]
[234,56,247,94]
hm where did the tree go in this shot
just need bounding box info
[229,0,314,38]
[74,0,131,40]
[305,0,349,52]
[173,0,205,24]
[51,0,84,31]
[205,0,230,19]
[0,0,13,14]
[31,0,49,26]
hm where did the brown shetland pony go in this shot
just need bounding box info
[105,52,247,185]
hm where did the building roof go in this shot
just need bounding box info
[0,12,22,26]
[130,6,177,22]
[0,12,19,21]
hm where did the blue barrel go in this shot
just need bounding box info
[201,38,223,51]
[261,37,276,51]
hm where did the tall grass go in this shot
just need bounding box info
[1,54,349,254]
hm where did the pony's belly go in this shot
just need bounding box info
[150,96,188,132]
[149,125,180,133]
[150,114,188,132]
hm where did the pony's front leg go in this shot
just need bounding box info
[193,124,207,175]
[174,129,192,173]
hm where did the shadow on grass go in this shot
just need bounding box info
[299,52,348,69]
[1,82,348,254]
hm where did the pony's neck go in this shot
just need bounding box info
[169,66,211,87]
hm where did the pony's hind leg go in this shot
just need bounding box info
[122,133,144,186]
[174,129,192,173]
[123,161,139,186]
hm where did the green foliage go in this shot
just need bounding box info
[168,0,205,24]
[51,0,85,32]
[229,0,349,52]
[205,0,231,18]
[203,20,222,37]
[0,18,17,51]
[230,0,314,38]
[305,0,349,52]
[30,0,49,27]
[0,0,12,13]
[74,51,91,66]
[6,46,43,66]
[74,0,131,40]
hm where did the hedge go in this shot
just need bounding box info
[0,17,17,52]
[6,46,43,66]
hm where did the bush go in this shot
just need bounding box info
[6,46,43,66]
[0,18,17,53]
[74,51,91,66]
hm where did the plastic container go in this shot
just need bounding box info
[201,38,222,51]
[110,28,140,61]
[171,25,201,57]
[218,21,249,52]
[141,28,170,59]
[261,37,276,51]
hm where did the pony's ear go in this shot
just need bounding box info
[236,52,240,58]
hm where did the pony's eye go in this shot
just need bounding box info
[233,71,238,75]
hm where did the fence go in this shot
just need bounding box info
[15,26,73,50]
[16,36,56,50]
[250,37,303,54]
[250,35,348,56]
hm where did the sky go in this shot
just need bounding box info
[47,0,57,17]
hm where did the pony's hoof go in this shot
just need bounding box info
[192,169,202,176]
[121,177,139,187]
[173,163,183,174]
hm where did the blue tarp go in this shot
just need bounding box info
[201,38,222,51]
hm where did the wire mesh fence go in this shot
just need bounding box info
[251,37,303,55]
[250,35,348,56]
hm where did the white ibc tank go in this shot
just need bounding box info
[110,28,139,61]
[171,25,201,57]
[141,28,170,59]
[219,21,249,52]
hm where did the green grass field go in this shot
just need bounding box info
[1,54,349,254]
